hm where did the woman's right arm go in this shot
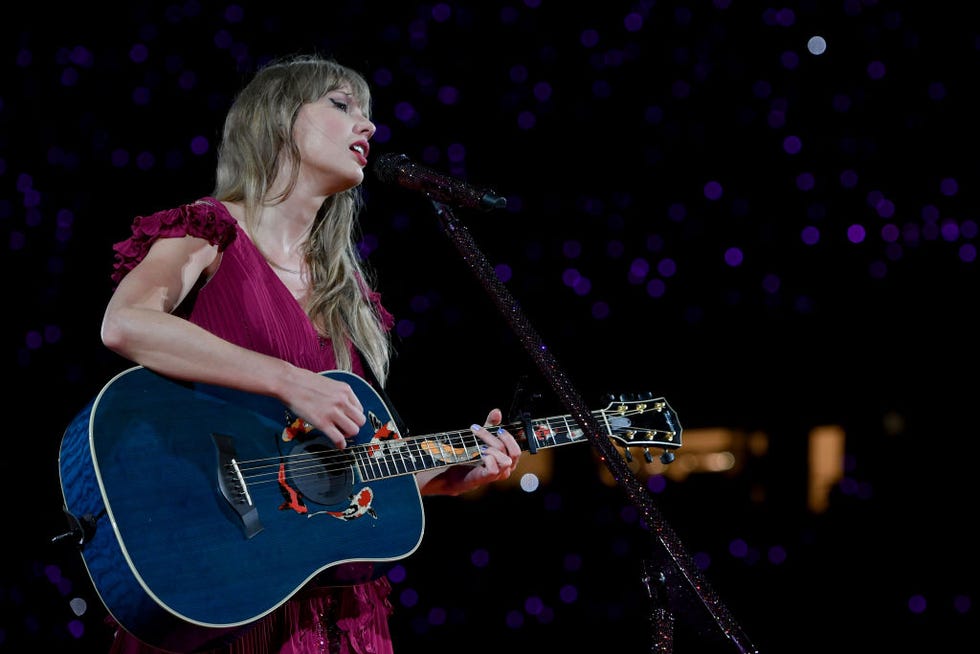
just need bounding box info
[100,235,365,447]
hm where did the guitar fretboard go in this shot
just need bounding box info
[352,412,600,482]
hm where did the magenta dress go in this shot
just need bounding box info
[106,197,395,654]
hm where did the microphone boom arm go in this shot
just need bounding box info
[426,198,758,654]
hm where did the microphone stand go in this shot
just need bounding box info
[427,199,759,653]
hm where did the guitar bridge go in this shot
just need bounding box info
[212,433,263,539]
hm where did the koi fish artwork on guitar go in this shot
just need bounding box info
[277,414,394,521]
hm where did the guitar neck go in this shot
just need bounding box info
[353,400,680,483]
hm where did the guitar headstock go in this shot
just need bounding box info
[599,392,682,464]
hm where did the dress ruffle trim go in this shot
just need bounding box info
[110,198,238,285]
[368,290,395,333]
[104,577,393,654]
[328,577,394,654]
[236,577,394,654]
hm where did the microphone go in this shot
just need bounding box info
[372,153,507,211]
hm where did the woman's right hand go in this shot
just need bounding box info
[280,367,366,449]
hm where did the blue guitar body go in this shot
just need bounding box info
[59,366,681,652]
[59,367,424,653]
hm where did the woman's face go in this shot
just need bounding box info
[292,87,376,195]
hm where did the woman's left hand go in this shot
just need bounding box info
[469,407,522,484]
[417,408,523,496]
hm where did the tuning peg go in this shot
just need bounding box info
[623,447,633,462]
[660,450,675,465]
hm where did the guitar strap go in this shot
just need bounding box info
[357,358,410,437]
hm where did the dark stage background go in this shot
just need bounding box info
[2,2,978,653]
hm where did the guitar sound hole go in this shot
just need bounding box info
[286,438,354,505]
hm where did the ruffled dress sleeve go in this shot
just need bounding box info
[110,197,238,285]
[367,289,395,334]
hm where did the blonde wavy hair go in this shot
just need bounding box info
[212,54,390,384]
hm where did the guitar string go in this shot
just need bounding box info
[240,436,482,485]
[233,407,668,478]
[232,429,487,486]
[231,408,672,486]
[231,411,602,477]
